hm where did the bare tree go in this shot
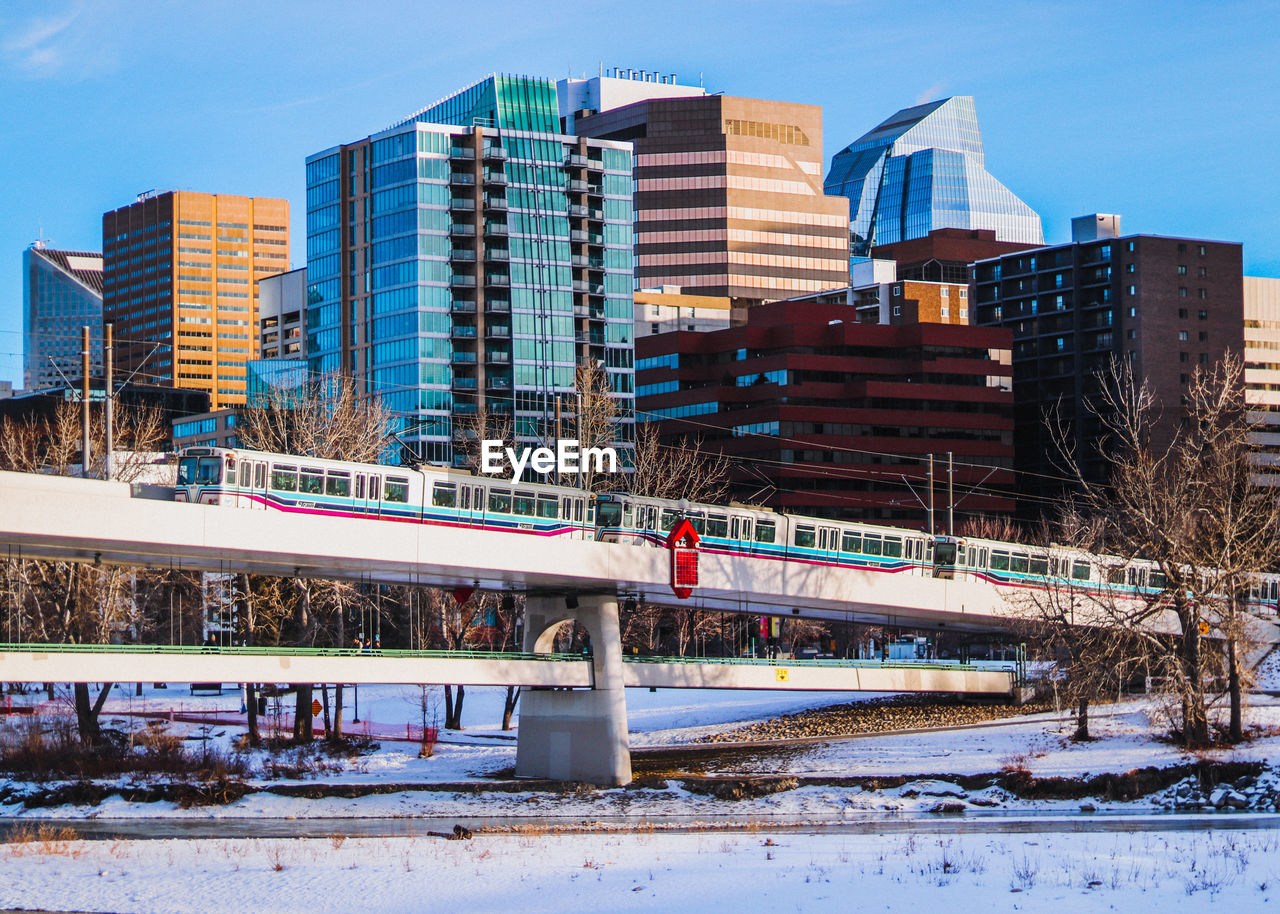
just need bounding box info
[237,372,394,464]
[624,423,732,504]
[1047,355,1278,746]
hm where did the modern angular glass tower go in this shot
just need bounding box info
[825,97,1043,257]
[306,75,635,467]
[22,245,103,391]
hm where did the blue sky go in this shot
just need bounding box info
[2,0,1278,386]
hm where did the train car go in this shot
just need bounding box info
[175,447,594,540]
[593,491,787,557]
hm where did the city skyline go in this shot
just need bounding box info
[2,0,1278,386]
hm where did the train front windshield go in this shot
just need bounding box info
[933,541,958,567]
[595,499,623,526]
[178,456,222,486]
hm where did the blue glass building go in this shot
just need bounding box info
[22,245,104,391]
[825,97,1043,257]
[306,75,635,467]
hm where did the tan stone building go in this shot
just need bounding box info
[573,93,850,304]
[103,191,290,409]
[633,286,738,338]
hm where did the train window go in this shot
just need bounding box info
[707,514,728,538]
[1127,567,1146,588]
[841,531,861,553]
[369,476,382,500]
[622,503,632,526]
[990,551,1010,571]
[1010,554,1029,574]
[271,465,298,492]
[513,492,536,517]
[688,512,706,535]
[300,469,324,496]
[756,520,776,543]
[488,489,511,513]
[326,472,351,498]
[1107,566,1125,585]
[254,463,265,488]
[660,509,679,532]
[1271,582,1278,602]
[1029,556,1049,576]
[863,534,883,556]
[574,499,583,522]
[178,457,197,486]
[460,487,471,511]
[883,537,903,558]
[432,483,457,508]
[384,478,410,504]
[1071,561,1091,582]
[1148,570,1167,589]
[536,495,558,519]
[795,525,815,548]
[224,458,236,486]
[355,476,365,499]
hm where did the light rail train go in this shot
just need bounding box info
[176,446,1280,614]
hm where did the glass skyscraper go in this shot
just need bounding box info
[306,75,635,467]
[22,245,104,391]
[825,96,1043,256]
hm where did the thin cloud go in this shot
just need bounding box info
[914,81,948,104]
[1,2,118,80]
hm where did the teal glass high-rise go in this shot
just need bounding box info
[825,96,1043,257]
[306,75,635,468]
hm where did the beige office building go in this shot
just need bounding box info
[573,91,850,304]
[1245,276,1280,484]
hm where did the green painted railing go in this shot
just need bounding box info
[0,642,1006,674]
[0,643,579,663]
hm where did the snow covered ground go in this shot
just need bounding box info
[3,826,1280,913]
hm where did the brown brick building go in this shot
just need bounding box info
[574,95,850,304]
[873,227,1039,284]
[103,191,290,409]
[636,301,1015,527]
[972,226,1244,509]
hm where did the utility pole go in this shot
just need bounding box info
[947,451,954,536]
[81,325,91,478]
[927,454,935,536]
[104,322,114,481]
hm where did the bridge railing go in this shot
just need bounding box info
[0,643,582,663]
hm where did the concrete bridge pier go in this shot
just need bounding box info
[514,593,632,786]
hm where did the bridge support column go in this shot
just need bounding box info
[515,594,632,786]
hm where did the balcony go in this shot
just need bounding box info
[450,274,477,288]
[482,146,508,161]
[485,299,511,313]
[451,300,477,313]
[452,351,478,364]
[486,324,511,337]
[575,331,605,345]
[485,350,511,364]
[450,173,476,186]
[449,223,476,236]
[567,179,589,193]
[449,248,476,262]
[451,324,477,339]
[449,197,476,212]
[484,196,508,212]
[484,248,510,262]
[487,376,512,390]
[569,204,589,218]
[563,153,588,168]
[570,229,589,243]
[485,273,511,288]
[587,208,604,221]
[573,280,605,295]
[452,377,478,391]
[483,222,508,237]
[450,147,476,160]
[587,183,603,197]
[482,170,508,186]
